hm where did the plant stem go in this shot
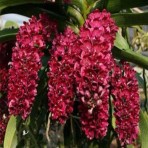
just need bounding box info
[143,69,148,113]
[108,93,113,147]
[26,125,40,148]
[70,116,75,147]
[110,126,121,148]
[46,113,51,144]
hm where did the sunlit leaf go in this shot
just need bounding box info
[71,0,87,15]
[4,21,19,29]
[67,6,85,26]
[136,73,144,88]
[4,116,17,148]
[139,110,148,148]
[114,31,130,51]
[127,145,134,148]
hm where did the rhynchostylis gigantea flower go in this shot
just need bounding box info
[8,14,57,120]
[0,82,9,144]
[111,61,140,146]
[0,42,14,144]
[74,9,118,139]
[0,68,9,144]
[48,28,77,124]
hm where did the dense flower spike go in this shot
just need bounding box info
[0,69,9,144]
[74,9,118,139]
[0,42,14,144]
[8,14,57,119]
[0,94,9,144]
[111,61,140,146]
[48,28,77,124]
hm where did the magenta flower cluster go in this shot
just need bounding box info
[111,61,140,146]
[0,68,9,144]
[47,10,140,145]
[0,9,140,147]
[8,14,57,119]
[0,42,14,144]
[48,28,77,123]
[75,10,118,139]
[48,9,118,139]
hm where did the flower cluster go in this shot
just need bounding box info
[0,68,9,144]
[48,28,77,124]
[0,41,14,144]
[0,100,9,144]
[75,9,118,139]
[8,14,57,119]
[1,7,140,147]
[111,61,140,146]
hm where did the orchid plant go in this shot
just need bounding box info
[0,0,148,148]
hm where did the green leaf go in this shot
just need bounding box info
[112,113,116,129]
[0,0,44,10]
[136,73,144,88]
[0,29,18,42]
[114,31,130,51]
[67,6,85,26]
[112,12,148,27]
[87,0,103,15]
[127,145,134,148]
[139,110,148,148]
[4,116,17,148]
[112,47,148,70]
[106,0,148,13]
[71,0,87,15]
[4,21,19,29]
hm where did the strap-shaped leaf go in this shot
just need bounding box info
[112,47,148,70]
[0,29,18,42]
[112,12,148,27]
[4,116,17,148]
[0,0,44,10]
[136,73,144,88]
[114,32,130,51]
[71,0,87,15]
[106,0,148,13]
[67,6,85,26]
[139,111,148,148]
